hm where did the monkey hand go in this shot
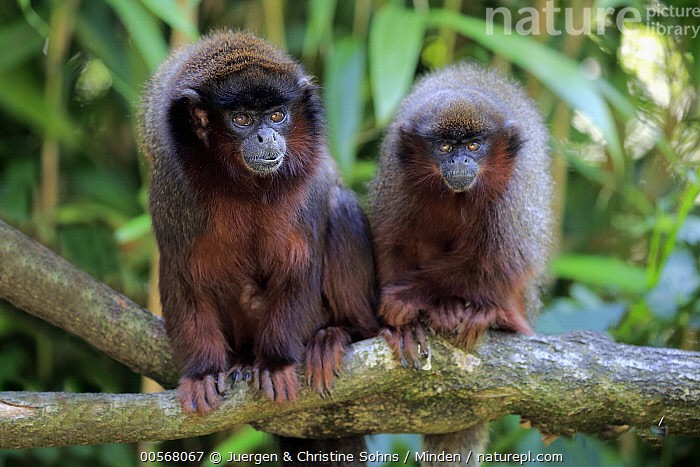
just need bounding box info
[380,322,428,369]
[177,372,228,415]
[227,363,254,385]
[253,362,299,402]
[378,284,424,326]
[454,302,533,349]
[427,297,468,334]
[305,327,351,396]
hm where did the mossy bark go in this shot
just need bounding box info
[1,219,698,449]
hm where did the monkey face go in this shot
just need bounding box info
[432,139,488,192]
[171,75,312,179]
[161,31,325,193]
[228,107,290,175]
[399,98,520,195]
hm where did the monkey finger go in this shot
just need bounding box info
[226,364,249,386]
[177,380,198,415]
[305,327,350,395]
[194,390,211,416]
[496,310,533,335]
[400,325,423,369]
[380,327,407,366]
[413,323,429,358]
[270,365,299,402]
[378,288,422,326]
[456,310,494,349]
[216,371,227,394]
[256,368,275,401]
[203,375,221,410]
[429,298,467,333]
[381,325,425,369]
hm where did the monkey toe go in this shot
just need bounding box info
[254,367,274,400]
[381,323,428,369]
[456,308,495,349]
[496,310,534,335]
[254,364,299,402]
[177,375,223,416]
[429,298,467,333]
[271,365,299,402]
[226,364,252,386]
[305,327,351,395]
[379,286,423,326]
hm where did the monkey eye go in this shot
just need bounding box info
[233,113,252,127]
[270,110,286,123]
[467,141,480,151]
[438,142,453,153]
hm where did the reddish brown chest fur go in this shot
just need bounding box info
[380,192,530,304]
[188,191,313,353]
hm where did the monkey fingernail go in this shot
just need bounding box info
[217,373,226,393]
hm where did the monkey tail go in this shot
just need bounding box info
[422,425,489,467]
[322,186,380,338]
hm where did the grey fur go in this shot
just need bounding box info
[370,62,553,466]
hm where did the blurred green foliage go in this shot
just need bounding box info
[0,0,699,465]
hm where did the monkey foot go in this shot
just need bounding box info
[177,371,228,415]
[253,363,299,402]
[226,364,253,385]
[455,305,532,349]
[428,297,468,334]
[378,286,424,326]
[381,322,428,369]
[305,327,352,396]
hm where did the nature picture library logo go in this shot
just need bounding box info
[485,1,700,38]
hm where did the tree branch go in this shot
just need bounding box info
[0,220,178,386]
[1,219,699,449]
[1,334,698,449]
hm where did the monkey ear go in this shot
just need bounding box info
[296,75,324,126]
[172,88,210,145]
[501,120,524,157]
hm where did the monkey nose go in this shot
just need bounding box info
[449,154,469,165]
[256,127,279,146]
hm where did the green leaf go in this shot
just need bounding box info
[325,37,366,181]
[58,225,120,279]
[105,0,168,71]
[0,21,44,72]
[70,168,140,216]
[75,15,139,104]
[427,10,624,175]
[302,0,338,58]
[536,284,626,334]
[55,203,128,228]
[0,70,79,145]
[551,254,647,294]
[370,6,426,126]
[139,0,199,41]
[646,249,700,319]
[0,159,36,223]
[115,214,152,244]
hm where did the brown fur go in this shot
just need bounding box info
[141,31,379,415]
[370,63,551,367]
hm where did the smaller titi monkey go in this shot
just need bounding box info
[140,31,379,414]
[370,63,552,365]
